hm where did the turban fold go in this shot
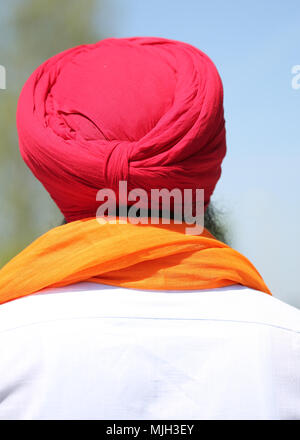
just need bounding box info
[17,37,226,222]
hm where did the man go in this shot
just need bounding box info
[0,37,299,420]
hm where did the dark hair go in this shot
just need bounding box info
[61,202,229,244]
[203,203,228,244]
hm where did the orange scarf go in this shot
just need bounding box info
[0,218,270,305]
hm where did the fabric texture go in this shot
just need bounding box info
[0,283,299,420]
[16,37,226,222]
[0,218,270,305]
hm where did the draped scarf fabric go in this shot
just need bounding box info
[16,37,226,222]
[0,219,270,305]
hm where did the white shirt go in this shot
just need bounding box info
[0,283,299,420]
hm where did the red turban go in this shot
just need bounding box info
[17,37,226,222]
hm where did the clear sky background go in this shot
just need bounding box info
[97,0,300,307]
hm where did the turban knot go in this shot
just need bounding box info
[103,140,131,191]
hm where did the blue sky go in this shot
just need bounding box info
[98,0,300,306]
